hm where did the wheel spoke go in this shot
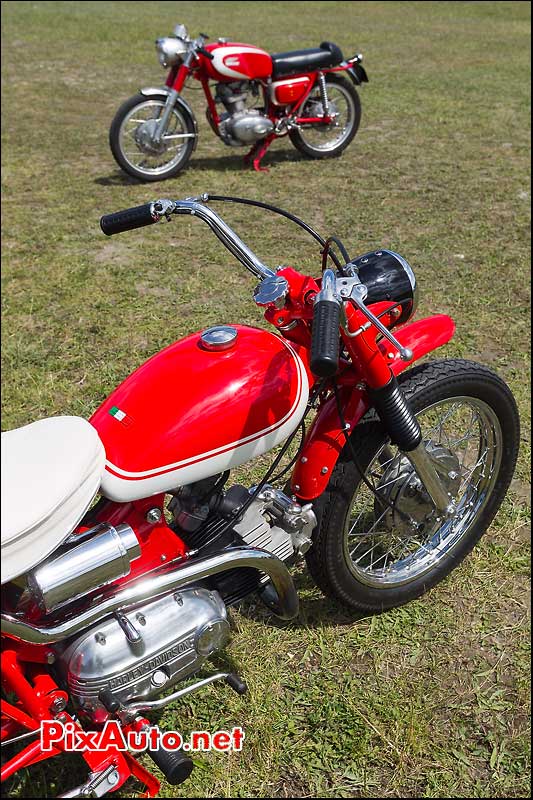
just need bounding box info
[117,100,191,175]
[343,395,502,589]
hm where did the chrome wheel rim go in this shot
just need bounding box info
[118,100,192,177]
[297,83,355,152]
[344,397,502,588]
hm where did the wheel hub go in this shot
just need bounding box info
[377,443,461,536]
[305,99,339,125]
[134,119,167,155]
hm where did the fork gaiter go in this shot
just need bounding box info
[367,374,422,451]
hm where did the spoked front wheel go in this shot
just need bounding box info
[109,93,196,182]
[306,360,520,611]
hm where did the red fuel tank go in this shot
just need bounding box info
[201,42,273,82]
[90,325,309,502]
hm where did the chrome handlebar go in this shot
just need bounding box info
[100,196,411,362]
[152,197,276,280]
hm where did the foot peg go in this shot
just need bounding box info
[146,738,194,786]
[225,671,247,695]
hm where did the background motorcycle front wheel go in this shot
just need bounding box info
[306,359,520,612]
[289,74,361,159]
[109,93,196,182]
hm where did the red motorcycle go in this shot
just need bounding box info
[109,24,368,179]
[1,196,519,797]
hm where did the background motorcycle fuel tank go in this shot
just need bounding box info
[90,325,309,502]
[202,42,273,81]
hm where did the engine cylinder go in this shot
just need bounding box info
[27,523,141,613]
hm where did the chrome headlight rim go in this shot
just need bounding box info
[155,36,187,68]
[385,249,419,320]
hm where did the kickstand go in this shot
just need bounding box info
[243,134,275,173]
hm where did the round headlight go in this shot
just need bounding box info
[352,249,418,328]
[155,37,187,68]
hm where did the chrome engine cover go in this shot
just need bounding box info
[56,587,229,714]
[219,110,274,146]
[229,110,274,144]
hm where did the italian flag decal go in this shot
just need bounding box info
[109,406,134,427]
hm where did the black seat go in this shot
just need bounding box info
[271,41,344,78]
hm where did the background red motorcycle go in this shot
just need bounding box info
[109,23,368,179]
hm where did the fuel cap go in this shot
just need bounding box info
[199,325,238,351]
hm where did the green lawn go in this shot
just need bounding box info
[1,1,530,797]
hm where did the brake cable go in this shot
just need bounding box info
[204,194,343,270]
[321,236,351,273]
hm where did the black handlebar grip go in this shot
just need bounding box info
[100,203,156,236]
[310,299,341,378]
[146,744,194,785]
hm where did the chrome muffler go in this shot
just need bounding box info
[1,546,299,644]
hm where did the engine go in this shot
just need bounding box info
[213,81,274,146]
[55,587,229,715]
[169,479,315,560]
[20,477,313,719]
[168,478,315,604]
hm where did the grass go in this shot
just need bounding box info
[1,1,530,797]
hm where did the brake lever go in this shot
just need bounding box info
[337,275,413,362]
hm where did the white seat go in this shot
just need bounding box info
[1,416,106,584]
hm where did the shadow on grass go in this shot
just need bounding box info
[93,149,306,186]
[233,568,372,630]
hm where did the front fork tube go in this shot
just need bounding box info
[405,443,456,517]
[154,89,180,144]
[368,374,455,517]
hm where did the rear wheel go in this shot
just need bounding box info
[306,360,520,611]
[289,74,361,159]
[109,93,196,182]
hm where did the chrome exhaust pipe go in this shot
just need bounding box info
[1,547,299,645]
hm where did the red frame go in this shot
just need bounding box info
[192,69,335,133]
[1,256,454,796]
[167,55,342,140]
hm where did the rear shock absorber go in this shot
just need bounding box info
[317,73,330,116]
